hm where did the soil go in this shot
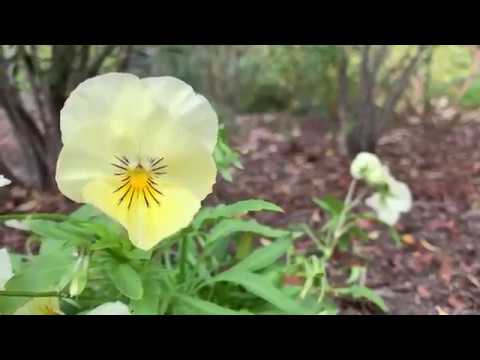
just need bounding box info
[1,113,480,315]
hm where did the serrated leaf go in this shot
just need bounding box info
[213,271,312,315]
[229,238,292,273]
[193,200,283,229]
[107,263,143,300]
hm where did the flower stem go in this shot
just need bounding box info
[0,213,69,222]
[179,236,189,281]
[0,290,59,298]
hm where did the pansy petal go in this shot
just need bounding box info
[82,179,201,250]
[365,193,400,226]
[142,77,218,153]
[0,248,13,290]
[86,301,131,315]
[14,297,62,315]
[61,73,155,144]
[56,121,144,203]
[138,130,216,200]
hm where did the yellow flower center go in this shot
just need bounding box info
[112,156,167,210]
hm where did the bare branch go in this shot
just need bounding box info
[118,45,134,72]
[382,45,429,127]
[86,45,116,78]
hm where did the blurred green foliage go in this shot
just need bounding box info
[128,45,480,119]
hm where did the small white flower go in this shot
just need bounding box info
[0,175,11,188]
[365,177,412,226]
[85,301,131,315]
[350,152,386,186]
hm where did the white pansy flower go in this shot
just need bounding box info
[365,177,412,226]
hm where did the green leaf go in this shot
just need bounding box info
[173,295,245,315]
[346,266,366,285]
[132,278,161,315]
[7,253,28,274]
[107,263,143,300]
[69,204,103,221]
[229,238,292,273]
[193,199,283,229]
[27,220,89,247]
[207,219,290,245]
[313,195,345,217]
[0,252,77,314]
[336,285,388,312]
[213,271,312,315]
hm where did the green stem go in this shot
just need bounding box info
[0,290,104,301]
[179,236,189,281]
[0,290,59,298]
[0,213,69,222]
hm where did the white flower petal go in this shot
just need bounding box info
[386,179,412,213]
[365,193,401,226]
[0,175,11,187]
[61,73,156,144]
[142,77,218,153]
[0,248,13,290]
[86,301,131,315]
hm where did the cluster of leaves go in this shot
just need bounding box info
[0,200,326,315]
[1,192,396,315]
[295,195,390,313]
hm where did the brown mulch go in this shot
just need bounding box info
[2,113,480,315]
[213,115,480,315]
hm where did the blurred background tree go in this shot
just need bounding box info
[1,45,479,190]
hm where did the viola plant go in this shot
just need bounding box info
[56,73,218,251]
[0,74,413,315]
[292,152,413,313]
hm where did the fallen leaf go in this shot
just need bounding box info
[448,295,466,311]
[436,306,449,315]
[416,285,431,299]
[420,239,441,253]
[402,234,416,246]
[438,256,453,284]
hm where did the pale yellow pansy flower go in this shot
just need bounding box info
[0,175,11,187]
[55,73,218,250]
[14,299,131,315]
